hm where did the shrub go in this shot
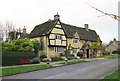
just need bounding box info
[40,54,47,59]
[18,59,29,65]
[51,57,61,62]
[59,53,65,56]
[77,52,84,57]
[112,51,120,54]
[14,38,33,52]
[2,38,33,52]
[71,54,75,58]
[102,51,110,55]
[2,42,15,51]
[32,39,40,54]
[41,58,48,62]
[29,57,40,64]
[2,51,36,66]
[40,54,48,62]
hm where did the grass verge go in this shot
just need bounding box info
[101,68,120,81]
[59,59,85,65]
[1,64,51,76]
[1,59,85,77]
[104,68,120,79]
[100,54,120,59]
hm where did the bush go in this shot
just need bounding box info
[59,53,65,56]
[2,51,36,66]
[29,57,40,64]
[40,54,47,60]
[41,58,48,62]
[77,52,84,57]
[2,38,33,52]
[51,57,61,62]
[32,39,40,54]
[112,51,120,54]
[2,42,15,51]
[71,54,75,58]
[18,59,29,65]
[102,51,110,55]
[14,38,33,52]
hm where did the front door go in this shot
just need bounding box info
[86,49,89,58]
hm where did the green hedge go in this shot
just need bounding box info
[2,51,36,66]
[102,51,110,55]
[51,57,61,62]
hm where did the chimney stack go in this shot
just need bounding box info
[54,12,60,20]
[113,38,116,41]
[23,26,26,34]
[84,24,89,31]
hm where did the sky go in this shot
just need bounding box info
[0,0,119,44]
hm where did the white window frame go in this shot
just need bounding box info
[73,38,78,44]
[56,34,62,40]
[54,47,64,53]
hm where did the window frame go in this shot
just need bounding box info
[54,47,64,53]
[73,38,78,44]
[73,48,78,54]
[56,34,62,40]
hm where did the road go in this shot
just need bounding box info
[2,58,119,79]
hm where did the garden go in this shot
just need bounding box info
[2,38,42,66]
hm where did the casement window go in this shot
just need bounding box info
[73,38,78,44]
[56,35,62,40]
[73,48,78,54]
[54,47,64,53]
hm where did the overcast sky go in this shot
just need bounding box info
[0,0,119,43]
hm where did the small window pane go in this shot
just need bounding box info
[73,39,78,43]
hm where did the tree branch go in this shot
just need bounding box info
[85,2,120,21]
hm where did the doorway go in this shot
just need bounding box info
[86,49,89,58]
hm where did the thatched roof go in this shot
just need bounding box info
[29,19,98,42]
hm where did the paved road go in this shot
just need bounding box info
[2,58,119,79]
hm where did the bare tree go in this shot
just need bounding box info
[0,22,5,41]
[0,20,16,42]
[86,2,120,21]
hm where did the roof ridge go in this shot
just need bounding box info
[61,22,95,31]
[35,19,57,27]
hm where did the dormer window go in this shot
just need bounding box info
[73,38,78,44]
[56,34,62,40]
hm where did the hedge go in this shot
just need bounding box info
[51,57,61,62]
[2,51,36,66]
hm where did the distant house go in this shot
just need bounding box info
[105,38,120,53]
[9,26,28,41]
[29,13,102,58]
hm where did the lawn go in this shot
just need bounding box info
[101,68,120,81]
[1,64,51,76]
[59,59,85,65]
[100,54,120,59]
